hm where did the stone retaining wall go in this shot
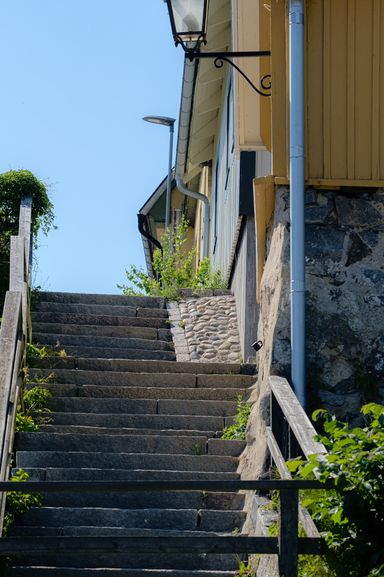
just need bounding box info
[167,290,242,363]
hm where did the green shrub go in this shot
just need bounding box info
[0,169,54,241]
[288,403,384,577]
[3,469,42,536]
[221,397,251,440]
[119,218,227,300]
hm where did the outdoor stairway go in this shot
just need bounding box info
[6,292,257,577]
[31,291,176,361]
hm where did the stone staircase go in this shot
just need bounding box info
[6,292,256,577]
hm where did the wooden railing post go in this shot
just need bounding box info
[279,488,299,577]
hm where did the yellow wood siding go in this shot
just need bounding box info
[271,0,384,185]
[234,0,271,151]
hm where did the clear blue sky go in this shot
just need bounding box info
[0,0,183,294]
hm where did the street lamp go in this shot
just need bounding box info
[165,0,209,52]
[164,0,271,97]
[143,115,176,231]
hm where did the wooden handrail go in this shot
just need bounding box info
[0,196,33,534]
[266,375,329,575]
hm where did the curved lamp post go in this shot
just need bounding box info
[143,115,176,231]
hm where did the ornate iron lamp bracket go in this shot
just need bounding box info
[185,50,272,97]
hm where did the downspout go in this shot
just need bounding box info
[289,0,306,407]
[176,56,210,258]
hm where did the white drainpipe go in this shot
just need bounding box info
[289,0,306,407]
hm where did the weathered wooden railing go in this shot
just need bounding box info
[0,478,329,576]
[0,196,33,531]
[267,375,329,575]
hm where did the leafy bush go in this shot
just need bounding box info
[0,169,54,241]
[119,218,226,300]
[289,403,384,577]
[0,170,55,309]
[3,469,42,536]
[221,397,251,440]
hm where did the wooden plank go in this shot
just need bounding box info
[267,426,291,480]
[380,0,384,179]
[306,0,324,179]
[299,506,321,540]
[274,176,384,187]
[0,536,279,556]
[0,292,22,475]
[323,0,332,179]
[329,0,348,178]
[279,489,299,577]
[267,427,321,539]
[355,0,373,179]
[18,196,32,286]
[9,236,24,292]
[0,479,329,493]
[347,0,356,179]
[270,0,288,177]
[270,376,327,459]
[371,0,381,179]
[254,176,275,303]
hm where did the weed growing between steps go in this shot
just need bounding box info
[235,559,257,577]
[221,396,251,440]
[26,342,67,362]
[16,367,54,432]
[119,218,227,300]
[3,469,42,536]
[16,386,52,432]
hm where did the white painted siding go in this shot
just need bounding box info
[210,76,240,275]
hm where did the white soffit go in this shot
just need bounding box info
[186,0,231,173]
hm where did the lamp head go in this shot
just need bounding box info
[143,115,176,127]
[164,0,209,52]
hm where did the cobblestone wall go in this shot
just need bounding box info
[167,290,242,363]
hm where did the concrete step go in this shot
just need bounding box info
[33,333,174,352]
[16,452,239,472]
[35,302,169,318]
[31,312,170,329]
[46,397,237,416]
[37,292,166,308]
[46,412,227,431]
[28,368,255,388]
[33,323,172,342]
[14,491,245,510]
[16,433,245,457]
[18,468,241,481]
[13,507,200,530]
[35,346,177,361]
[6,568,234,577]
[29,357,249,375]
[37,384,246,401]
[15,433,208,455]
[9,527,233,537]
[6,552,241,571]
[39,425,218,437]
